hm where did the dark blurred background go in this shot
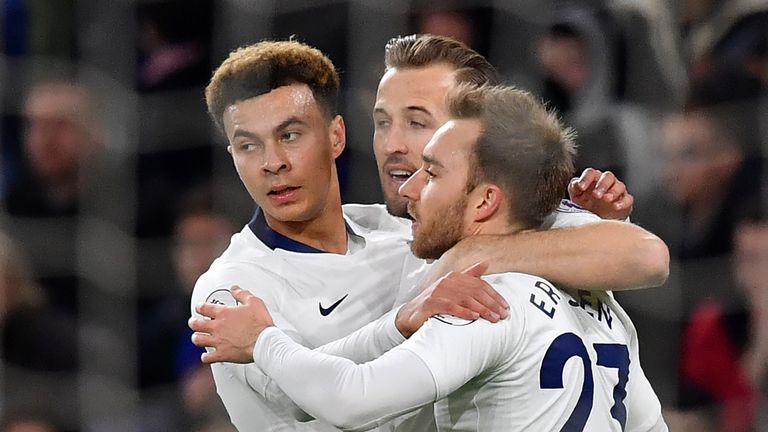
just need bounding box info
[1,0,768,431]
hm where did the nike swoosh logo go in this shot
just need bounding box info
[319,294,349,316]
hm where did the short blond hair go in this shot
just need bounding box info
[448,84,576,228]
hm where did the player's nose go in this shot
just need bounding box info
[399,168,425,199]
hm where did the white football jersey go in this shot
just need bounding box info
[543,199,605,229]
[191,204,419,431]
[192,200,604,431]
[252,273,667,432]
[423,273,666,431]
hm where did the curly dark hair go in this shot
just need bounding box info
[205,40,340,131]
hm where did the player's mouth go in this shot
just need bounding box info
[385,167,415,188]
[382,155,418,193]
[268,185,300,203]
[389,169,414,180]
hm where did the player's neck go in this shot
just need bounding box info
[265,183,349,254]
[466,214,524,238]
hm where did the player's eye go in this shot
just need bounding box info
[281,131,301,142]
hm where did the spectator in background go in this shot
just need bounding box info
[671,218,768,432]
[411,1,494,58]
[679,0,768,147]
[138,187,234,431]
[537,23,591,116]
[651,106,760,259]
[417,9,474,48]
[174,190,235,432]
[172,192,234,293]
[0,231,78,432]
[535,14,628,178]
[4,81,102,218]
[682,0,768,104]
[1,80,104,317]
[626,103,764,411]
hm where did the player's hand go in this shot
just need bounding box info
[188,286,274,364]
[395,262,509,338]
[568,168,634,220]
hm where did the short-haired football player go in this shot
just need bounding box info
[201,84,668,431]
[190,38,668,431]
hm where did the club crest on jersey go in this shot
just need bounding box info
[433,314,476,326]
[206,289,238,306]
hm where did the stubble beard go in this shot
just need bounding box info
[384,192,411,219]
[411,196,467,260]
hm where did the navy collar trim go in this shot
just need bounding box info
[248,208,358,253]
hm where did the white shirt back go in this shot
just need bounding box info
[407,272,665,431]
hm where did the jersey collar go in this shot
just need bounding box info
[248,207,359,253]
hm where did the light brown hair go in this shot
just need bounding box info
[448,84,576,228]
[384,34,499,86]
[205,40,340,131]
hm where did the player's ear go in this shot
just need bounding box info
[329,115,346,159]
[471,183,503,222]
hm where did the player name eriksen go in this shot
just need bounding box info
[529,279,614,329]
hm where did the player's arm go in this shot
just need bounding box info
[191,290,432,429]
[394,218,668,337]
[425,219,669,292]
[488,166,666,291]
[190,273,313,422]
[253,301,512,431]
[191,288,410,423]
[192,286,514,430]
[556,167,668,289]
[192,287,410,364]
[255,327,436,431]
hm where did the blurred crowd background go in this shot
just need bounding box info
[1,0,767,431]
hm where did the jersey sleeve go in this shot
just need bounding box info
[192,264,313,423]
[254,326,438,432]
[191,263,282,316]
[540,199,602,230]
[314,307,406,361]
[623,363,668,432]
[239,310,314,421]
[253,299,519,431]
[241,369,314,422]
[401,310,518,399]
[239,307,408,424]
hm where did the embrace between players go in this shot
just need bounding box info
[187,35,670,431]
